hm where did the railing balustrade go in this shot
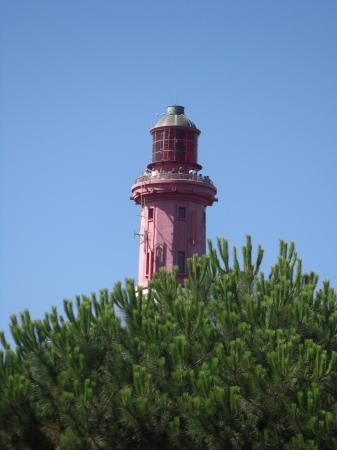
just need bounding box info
[135,171,214,186]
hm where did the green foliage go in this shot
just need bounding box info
[1,237,337,449]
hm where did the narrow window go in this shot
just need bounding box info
[148,207,154,221]
[146,251,154,276]
[178,206,186,219]
[150,251,154,276]
[146,252,150,275]
[177,251,185,274]
[192,210,198,245]
[156,244,166,270]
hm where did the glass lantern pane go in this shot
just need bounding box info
[175,140,185,151]
[175,129,185,139]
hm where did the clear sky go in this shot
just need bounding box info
[1,0,336,340]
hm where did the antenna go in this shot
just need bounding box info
[134,229,146,245]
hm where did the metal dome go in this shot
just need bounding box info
[152,105,198,130]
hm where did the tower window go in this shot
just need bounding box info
[146,252,150,275]
[177,251,185,274]
[146,251,153,277]
[192,210,198,245]
[156,244,166,269]
[148,207,154,221]
[178,206,186,219]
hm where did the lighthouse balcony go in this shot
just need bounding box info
[134,171,215,186]
[131,170,218,206]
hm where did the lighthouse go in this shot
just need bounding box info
[131,105,217,287]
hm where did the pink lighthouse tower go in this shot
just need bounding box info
[131,105,217,287]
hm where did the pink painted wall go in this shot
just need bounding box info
[137,199,206,287]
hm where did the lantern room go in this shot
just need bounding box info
[148,105,202,171]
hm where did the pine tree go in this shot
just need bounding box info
[1,237,337,449]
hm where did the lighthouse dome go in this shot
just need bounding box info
[152,105,198,130]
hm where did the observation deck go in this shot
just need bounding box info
[134,171,215,186]
[131,170,217,206]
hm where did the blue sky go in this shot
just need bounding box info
[1,0,336,340]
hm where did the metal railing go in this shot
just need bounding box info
[135,171,214,186]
